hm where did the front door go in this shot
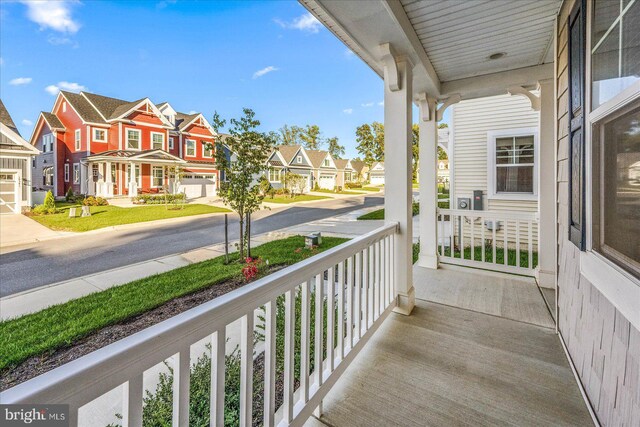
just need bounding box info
[0,172,20,214]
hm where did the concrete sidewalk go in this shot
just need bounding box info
[0,214,74,249]
[0,206,387,320]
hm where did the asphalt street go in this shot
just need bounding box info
[0,194,384,297]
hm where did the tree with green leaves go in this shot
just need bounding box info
[212,108,275,261]
[277,125,304,145]
[300,124,322,150]
[326,136,345,158]
[355,121,384,166]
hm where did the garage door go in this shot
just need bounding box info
[370,175,385,185]
[0,173,19,214]
[179,174,217,198]
[318,174,336,190]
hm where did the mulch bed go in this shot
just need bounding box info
[1,267,284,391]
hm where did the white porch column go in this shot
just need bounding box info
[87,163,96,196]
[382,44,415,315]
[417,95,439,269]
[105,161,114,197]
[129,162,138,197]
[536,79,556,288]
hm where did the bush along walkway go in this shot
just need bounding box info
[0,236,348,390]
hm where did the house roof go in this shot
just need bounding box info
[276,145,303,164]
[0,99,19,135]
[61,91,108,124]
[40,112,65,130]
[334,158,349,170]
[175,112,199,131]
[85,149,186,163]
[350,160,367,173]
[305,150,332,168]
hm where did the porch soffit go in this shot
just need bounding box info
[300,0,560,101]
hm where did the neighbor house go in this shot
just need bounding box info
[437,159,449,183]
[0,99,39,214]
[368,161,385,185]
[350,159,369,183]
[306,149,338,190]
[30,91,219,199]
[266,144,314,192]
[333,158,355,189]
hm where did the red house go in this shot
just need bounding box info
[30,91,219,198]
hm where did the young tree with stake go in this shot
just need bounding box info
[211,108,275,261]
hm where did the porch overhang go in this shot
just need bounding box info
[300,0,559,101]
[84,149,187,165]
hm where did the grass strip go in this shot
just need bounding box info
[0,236,347,371]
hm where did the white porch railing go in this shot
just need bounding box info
[437,208,539,276]
[0,223,398,427]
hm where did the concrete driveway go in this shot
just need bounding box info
[0,214,72,250]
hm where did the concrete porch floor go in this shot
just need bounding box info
[306,266,592,426]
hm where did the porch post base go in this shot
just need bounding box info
[536,268,555,289]
[393,286,415,316]
[417,253,438,269]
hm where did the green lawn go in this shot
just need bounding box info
[265,194,330,204]
[314,188,366,195]
[358,202,419,220]
[440,245,538,269]
[28,203,230,232]
[358,186,380,192]
[0,236,348,372]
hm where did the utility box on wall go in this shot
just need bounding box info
[457,197,471,210]
[473,190,484,210]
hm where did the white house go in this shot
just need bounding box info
[368,161,385,185]
[0,99,39,214]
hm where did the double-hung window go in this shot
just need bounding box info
[487,128,538,199]
[151,132,165,150]
[152,166,164,188]
[93,128,107,143]
[73,163,79,184]
[127,129,141,150]
[589,0,640,278]
[42,133,53,152]
[74,129,81,151]
[185,139,196,157]
[203,142,213,158]
[169,137,174,150]
[64,164,69,182]
[323,158,330,167]
[268,168,280,182]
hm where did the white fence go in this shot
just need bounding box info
[437,208,539,276]
[0,223,398,427]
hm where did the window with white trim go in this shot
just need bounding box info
[151,132,165,150]
[487,129,538,198]
[73,163,79,184]
[185,139,196,157]
[591,0,640,110]
[126,164,141,188]
[323,158,330,167]
[43,166,53,186]
[64,164,69,182]
[169,137,174,150]
[126,129,141,150]
[152,166,164,188]
[268,168,280,182]
[297,155,302,163]
[203,141,213,158]
[42,133,54,153]
[74,129,81,151]
[62,101,67,113]
[93,128,107,143]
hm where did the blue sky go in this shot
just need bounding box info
[1,0,447,158]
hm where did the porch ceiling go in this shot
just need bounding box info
[301,0,561,100]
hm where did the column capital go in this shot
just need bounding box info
[508,86,541,111]
[380,43,414,92]
[416,92,437,122]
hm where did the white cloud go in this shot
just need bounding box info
[188,110,198,115]
[9,77,32,86]
[21,0,80,34]
[274,12,322,34]
[378,101,384,106]
[253,66,278,79]
[361,102,374,107]
[343,108,353,114]
[45,81,86,95]
[22,119,33,126]
[47,35,78,47]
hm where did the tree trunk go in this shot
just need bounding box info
[238,216,245,260]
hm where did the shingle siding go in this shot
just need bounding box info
[555,1,639,425]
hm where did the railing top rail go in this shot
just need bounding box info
[438,208,538,222]
[0,222,398,407]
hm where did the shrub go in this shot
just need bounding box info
[82,196,109,206]
[31,204,56,215]
[345,182,362,189]
[132,193,186,205]
[267,188,276,199]
[65,187,74,202]
[258,176,272,196]
[313,182,320,191]
[43,190,56,210]
[241,257,266,282]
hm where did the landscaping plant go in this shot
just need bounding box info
[65,187,74,202]
[212,108,276,261]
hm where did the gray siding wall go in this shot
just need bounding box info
[32,127,55,191]
[556,1,639,425]
[0,157,29,201]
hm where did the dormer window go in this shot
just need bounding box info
[165,114,175,124]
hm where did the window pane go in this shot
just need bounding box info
[496,165,533,193]
[621,2,640,80]
[514,136,535,164]
[495,137,513,164]
[591,0,619,48]
[601,104,640,272]
[592,22,622,109]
